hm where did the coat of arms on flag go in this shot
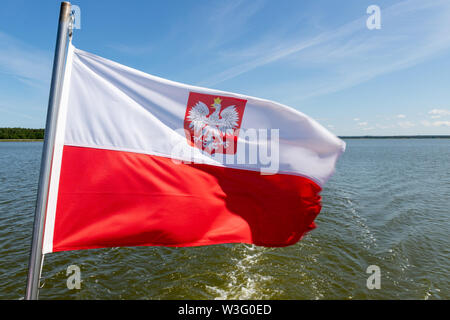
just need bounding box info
[184,92,247,154]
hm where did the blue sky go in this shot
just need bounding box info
[1,0,450,135]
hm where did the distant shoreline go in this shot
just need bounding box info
[1,135,449,142]
[0,128,44,140]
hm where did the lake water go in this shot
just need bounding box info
[0,139,448,299]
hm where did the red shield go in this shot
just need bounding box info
[184,92,247,155]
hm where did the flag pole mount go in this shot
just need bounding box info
[25,1,73,300]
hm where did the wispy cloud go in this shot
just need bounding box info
[428,108,450,119]
[0,105,35,120]
[198,0,450,101]
[204,0,266,49]
[183,0,267,56]
[433,121,450,127]
[422,120,450,127]
[0,31,52,88]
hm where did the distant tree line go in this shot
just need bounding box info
[0,128,448,140]
[0,128,44,139]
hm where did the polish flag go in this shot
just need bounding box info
[41,44,345,254]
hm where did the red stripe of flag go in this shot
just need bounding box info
[52,145,322,252]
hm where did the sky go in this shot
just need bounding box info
[1,0,450,136]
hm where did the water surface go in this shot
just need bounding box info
[0,139,448,299]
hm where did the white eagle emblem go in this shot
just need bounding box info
[186,97,240,153]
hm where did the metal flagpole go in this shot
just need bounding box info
[25,1,72,300]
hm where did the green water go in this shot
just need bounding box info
[0,139,449,299]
